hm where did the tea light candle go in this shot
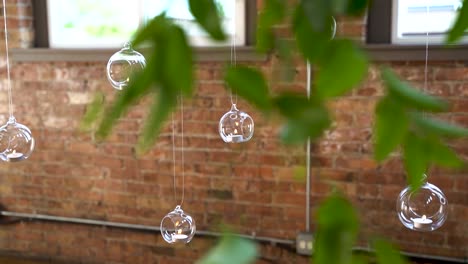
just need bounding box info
[227,134,243,143]
[6,151,23,161]
[412,215,433,229]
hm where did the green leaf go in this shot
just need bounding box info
[403,133,429,190]
[293,5,333,62]
[225,66,272,112]
[196,234,257,264]
[189,0,226,41]
[382,68,448,112]
[275,94,332,144]
[374,97,408,161]
[136,92,176,155]
[316,40,369,98]
[429,139,465,168]
[314,193,359,264]
[301,0,331,33]
[411,113,468,138]
[447,0,468,43]
[80,91,105,131]
[162,25,194,96]
[345,0,369,16]
[132,14,169,47]
[96,53,156,140]
[373,239,408,264]
[256,0,286,52]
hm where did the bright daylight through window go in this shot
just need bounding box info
[392,0,466,44]
[47,0,245,48]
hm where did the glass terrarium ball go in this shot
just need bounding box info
[397,179,448,232]
[0,117,35,162]
[160,205,196,244]
[106,42,146,90]
[219,104,254,143]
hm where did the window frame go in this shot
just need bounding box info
[366,0,468,61]
[16,0,263,62]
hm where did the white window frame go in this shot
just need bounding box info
[391,0,468,45]
[47,0,246,49]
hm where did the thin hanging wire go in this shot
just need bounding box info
[170,96,186,206]
[423,4,429,93]
[171,112,177,204]
[229,6,238,106]
[423,2,430,120]
[3,0,13,118]
[179,95,185,206]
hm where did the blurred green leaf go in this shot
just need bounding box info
[80,91,105,131]
[373,239,408,264]
[137,91,176,155]
[96,53,156,140]
[301,0,330,32]
[314,193,359,264]
[403,133,429,190]
[132,14,169,47]
[197,234,257,264]
[275,94,331,144]
[293,4,332,62]
[382,68,448,112]
[447,0,468,43]
[411,113,468,138]
[316,40,369,98]
[256,0,286,52]
[189,0,226,41]
[225,66,272,112]
[429,139,465,168]
[162,24,194,96]
[374,97,408,161]
[345,0,369,16]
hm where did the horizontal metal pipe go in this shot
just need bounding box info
[1,211,466,263]
[0,211,294,246]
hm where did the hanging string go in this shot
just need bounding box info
[423,3,429,93]
[179,95,185,206]
[229,5,238,106]
[3,0,13,118]
[171,112,177,204]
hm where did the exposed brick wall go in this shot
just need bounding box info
[0,0,466,263]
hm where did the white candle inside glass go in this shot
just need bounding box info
[227,134,243,143]
[7,150,23,160]
[172,229,188,240]
[412,215,433,229]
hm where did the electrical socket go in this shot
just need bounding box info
[296,232,314,255]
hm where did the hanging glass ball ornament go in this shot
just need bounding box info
[106,42,146,90]
[396,175,448,232]
[160,205,196,244]
[219,104,254,143]
[0,116,35,162]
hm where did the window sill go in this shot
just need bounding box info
[364,44,468,62]
[11,46,267,63]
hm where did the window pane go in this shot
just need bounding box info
[143,0,245,46]
[48,0,140,48]
[392,0,466,44]
[47,0,246,48]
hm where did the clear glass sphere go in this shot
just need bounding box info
[106,42,146,90]
[0,116,35,162]
[219,104,254,143]
[160,205,196,244]
[397,177,448,232]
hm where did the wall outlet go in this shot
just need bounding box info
[296,232,314,256]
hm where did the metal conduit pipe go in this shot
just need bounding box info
[1,211,467,263]
[0,211,294,246]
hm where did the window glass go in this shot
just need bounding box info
[392,0,466,44]
[47,0,245,48]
